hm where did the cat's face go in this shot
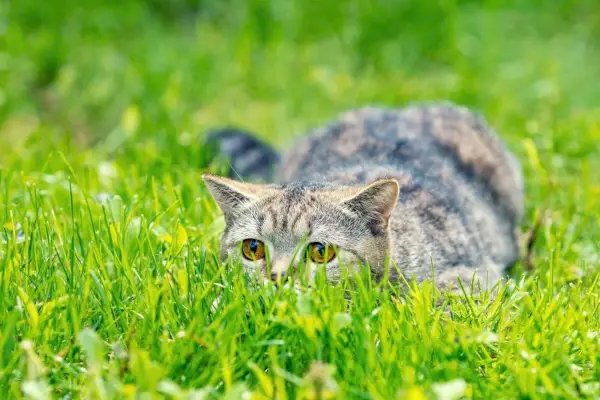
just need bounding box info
[202,174,399,284]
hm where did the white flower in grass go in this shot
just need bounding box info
[431,379,467,400]
[475,331,499,344]
[581,382,600,396]
[94,192,111,204]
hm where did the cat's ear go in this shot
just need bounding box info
[342,178,399,229]
[202,174,265,218]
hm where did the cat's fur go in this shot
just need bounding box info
[203,103,524,291]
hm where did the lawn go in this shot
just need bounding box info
[1,0,599,398]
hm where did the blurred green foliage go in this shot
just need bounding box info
[2,0,600,145]
[1,0,600,398]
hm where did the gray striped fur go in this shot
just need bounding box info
[203,102,524,292]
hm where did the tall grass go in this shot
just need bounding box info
[1,0,599,398]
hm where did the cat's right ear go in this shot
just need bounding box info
[202,174,264,218]
[341,178,399,230]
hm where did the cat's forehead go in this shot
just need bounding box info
[259,182,350,210]
[219,179,389,250]
[250,184,348,238]
[259,186,330,221]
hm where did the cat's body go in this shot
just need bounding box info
[203,103,524,290]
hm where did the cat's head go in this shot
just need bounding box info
[202,174,399,284]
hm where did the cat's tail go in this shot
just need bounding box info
[203,127,280,181]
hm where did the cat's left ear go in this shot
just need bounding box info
[342,178,399,229]
[202,174,265,219]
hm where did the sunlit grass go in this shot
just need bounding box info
[1,0,600,398]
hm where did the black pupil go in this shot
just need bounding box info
[316,243,326,256]
[249,240,259,253]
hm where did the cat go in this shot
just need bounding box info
[202,102,524,292]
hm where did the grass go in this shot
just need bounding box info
[1,0,600,398]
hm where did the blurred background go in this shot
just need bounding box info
[2,2,600,395]
[1,0,599,169]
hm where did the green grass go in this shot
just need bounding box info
[1,0,600,398]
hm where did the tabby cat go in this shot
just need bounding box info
[202,103,524,291]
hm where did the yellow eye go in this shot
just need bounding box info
[308,242,336,264]
[242,239,266,261]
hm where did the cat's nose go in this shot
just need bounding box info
[269,258,291,282]
[270,271,284,282]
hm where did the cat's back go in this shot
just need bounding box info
[279,102,523,225]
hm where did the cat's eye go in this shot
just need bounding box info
[242,239,266,261]
[308,242,336,264]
